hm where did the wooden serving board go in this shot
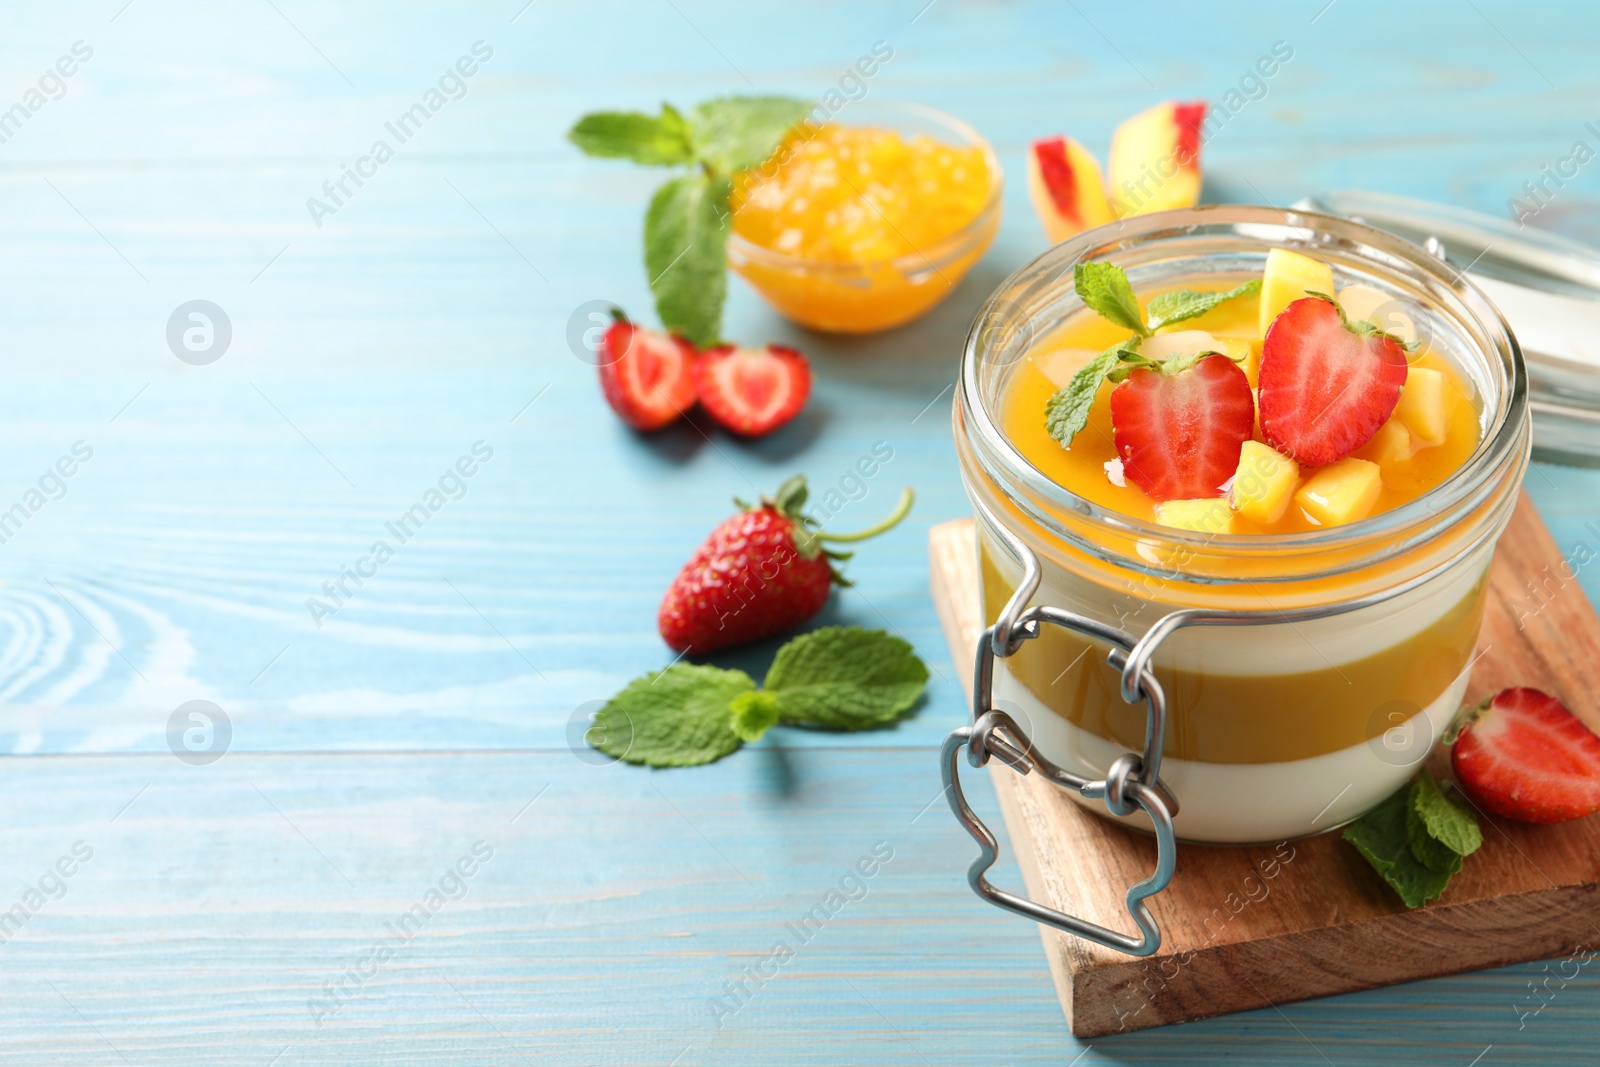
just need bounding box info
[928,491,1600,1037]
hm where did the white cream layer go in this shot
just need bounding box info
[994,661,1472,844]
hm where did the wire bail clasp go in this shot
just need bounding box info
[942,499,1181,957]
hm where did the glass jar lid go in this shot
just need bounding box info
[1300,191,1600,466]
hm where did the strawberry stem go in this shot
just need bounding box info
[1443,692,1494,746]
[817,488,914,544]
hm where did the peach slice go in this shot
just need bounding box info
[1027,136,1115,244]
[1034,347,1103,389]
[1108,101,1208,218]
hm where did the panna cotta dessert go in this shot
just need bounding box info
[955,206,1530,844]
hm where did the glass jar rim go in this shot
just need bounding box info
[958,205,1530,574]
[725,99,1004,278]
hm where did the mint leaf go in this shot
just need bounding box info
[691,96,810,175]
[764,626,929,730]
[1146,279,1261,331]
[587,664,754,767]
[729,691,780,743]
[1407,801,1463,874]
[1411,770,1483,857]
[572,94,812,346]
[1344,785,1453,908]
[1045,343,1124,448]
[1075,261,1149,337]
[568,106,695,165]
[645,173,732,347]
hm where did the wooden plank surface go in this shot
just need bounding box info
[0,0,1597,1061]
[930,503,1600,1036]
[8,750,1600,1066]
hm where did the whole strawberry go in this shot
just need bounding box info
[658,475,913,655]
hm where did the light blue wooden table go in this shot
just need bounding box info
[1,1,1597,1062]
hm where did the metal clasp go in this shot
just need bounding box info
[943,475,1474,953]
[942,498,1186,957]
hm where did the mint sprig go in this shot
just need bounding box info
[1343,768,1482,908]
[569,95,810,346]
[1405,804,1463,874]
[1147,279,1261,331]
[1410,767,1483,857]
[568,104,694,165]
[587,626,929,767]
[765,627,929,730]
[588,664,756,768]
[1044,341,1128,448]
[1047,260,1259,448]
[690,96,812,174]
[1075,260,1150,337]
[645,175,732,351]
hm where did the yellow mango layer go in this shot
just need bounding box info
[980,545,1489,763]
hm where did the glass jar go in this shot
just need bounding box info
[953,205,1530,845]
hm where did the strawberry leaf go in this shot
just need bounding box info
[1075,261,1150,337]
[1311,289,1420,352]
[568,105,696,165]
[1146,279,1261,331]
[1443,693,1493,744]
[645,173,732,347]
[1105,347,1226,384]
[1045,343,1124,448]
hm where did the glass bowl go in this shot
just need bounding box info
[726,100,1003,334]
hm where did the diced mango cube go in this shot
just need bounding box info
[1216,336,1259,385]
[1229,441,1299,525]
[1154,498,1237,535]
[1394,366,1447,447]
[1295,458,1382,527]
[1365,418,1415,465]
[1260,248,1335,336]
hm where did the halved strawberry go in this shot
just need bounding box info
[1109,352,1255,502]
[1257,295,1409,466]
[694,343,810,436]
[1451,687,1600,824]
[597,312,697,431]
